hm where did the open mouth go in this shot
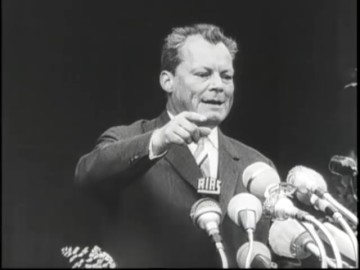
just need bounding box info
[202,100,224,105]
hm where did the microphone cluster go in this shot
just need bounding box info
[190,160,358,268]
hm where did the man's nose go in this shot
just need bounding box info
[209,73,224,92]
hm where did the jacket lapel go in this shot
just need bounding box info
[165,144,203,190]
[217,131,241,220]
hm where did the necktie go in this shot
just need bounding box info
[194,138,210,177]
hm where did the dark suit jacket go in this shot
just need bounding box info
[75,111,275,268]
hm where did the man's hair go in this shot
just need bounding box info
[161,23,238,74]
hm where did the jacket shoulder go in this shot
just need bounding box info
[224,135,274,165]
[93,118,159,149]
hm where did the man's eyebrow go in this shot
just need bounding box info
[190,66,211,72]
[190,66,234,73]
[221,69,235,74]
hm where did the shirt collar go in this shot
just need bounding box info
[167,111,218,150]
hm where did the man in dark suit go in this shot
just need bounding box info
[75,23,275,268]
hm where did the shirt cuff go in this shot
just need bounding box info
[149,130,167,160]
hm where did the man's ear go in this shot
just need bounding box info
[159,70,174,93]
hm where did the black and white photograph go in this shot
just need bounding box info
[2,0,357,268]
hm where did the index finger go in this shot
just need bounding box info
[180,111,207,124]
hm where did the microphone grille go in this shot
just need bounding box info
[287,165,327,191]
[242,162,281,199]
[287,165,328,205]
[227,193,262,226]
[190,198,222,225]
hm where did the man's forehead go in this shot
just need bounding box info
[180,35,228,55]
[178,35,233,66]
[179,35,232,68]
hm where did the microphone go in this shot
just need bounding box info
[286,165,327,206]
[190,197,222,241]
[227,193,264,268]
[227,193,263,231]
[190,198,229,268]
[268,219,334,268]
[236,241,275,268]
[329,155,358,176]
[270,219,355,268]
[286,166,338,216]
[242,162,281,199]
[287,165,358,225]
[263,183,309,221]
[269,219,314,259]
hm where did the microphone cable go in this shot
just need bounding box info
[217,243,228,268]
[245,229,254,268]
[311,194,358,265]
[333,212,358,268]
[306,240,355,268]
[315,189,358,226]
[306,242,354,268]
[303,215,343,268]
[300,221,328,268]
[210,233,228,268]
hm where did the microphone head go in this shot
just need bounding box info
[227,193,262,229]
[190,198,222,233]
[236,241,272,268]
[286,165,328,205]
[269,219,312,259]
[329,155,358,176]
[242,162,281,199]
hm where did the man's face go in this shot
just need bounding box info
[167,35,235,127]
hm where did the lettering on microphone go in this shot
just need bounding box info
[197,177,221,195]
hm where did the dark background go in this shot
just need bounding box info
[2,0,357,267]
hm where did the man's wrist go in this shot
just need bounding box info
[149,129,167,159]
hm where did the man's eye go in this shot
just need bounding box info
[195,73,209,78]
[222,75,233,80]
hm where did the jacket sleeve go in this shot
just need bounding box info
[74,120,160,189]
